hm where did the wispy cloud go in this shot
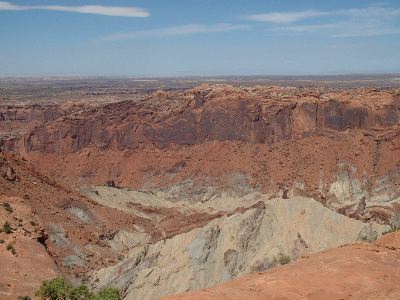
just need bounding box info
[0,1,149,17]
[102,23,250,41]
[244,5,400,37]
[244,10,330,24]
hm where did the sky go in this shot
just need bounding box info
[0,0,399,76]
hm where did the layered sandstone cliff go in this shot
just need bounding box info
[20,86,399,152]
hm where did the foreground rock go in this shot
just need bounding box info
[165,232,400,300]
[89,197,388,300]
[0,196,59,300]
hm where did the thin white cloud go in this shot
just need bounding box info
[246,5,400,37]
[102,23,250,41]
[278,22,400,37]
[277,23,338,33]
[0,1,16,10]
[0,1,149,17]
[342,6,400,19]
[244,10,331,23]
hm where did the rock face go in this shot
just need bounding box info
[21,86,400,152]
[165,232,400,300]
[4,86,397,225]
[0,102,90,151]
[0,104,64,124]
[88,197,388,300]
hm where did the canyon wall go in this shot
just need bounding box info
[19,86,399,153]
[2,86,400,225]
[1,85,400,299]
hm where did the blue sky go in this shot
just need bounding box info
[0,0,399,76]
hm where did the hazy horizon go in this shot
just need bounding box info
[1,73,400,79]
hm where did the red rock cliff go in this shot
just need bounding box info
[22,86,400,153]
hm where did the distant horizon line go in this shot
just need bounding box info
[0,72,399,79]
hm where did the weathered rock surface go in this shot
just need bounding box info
[89,197,388,300]
[21,86,400,152]
[165,231,400,300]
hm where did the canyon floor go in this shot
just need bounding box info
[0,76,400,299]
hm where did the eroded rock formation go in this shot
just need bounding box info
[1,84,400,299]
[88,197,388,300]
[165,232,400,300]
[3,86,396,225]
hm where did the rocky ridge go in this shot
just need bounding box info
[87,196,388,300]
[165,231,400,300]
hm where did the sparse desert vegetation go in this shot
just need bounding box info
[276,253,291,265]
[2,221,13,234]
[35,278,120,300]
[2,202,13,213]
[6,243,16,255]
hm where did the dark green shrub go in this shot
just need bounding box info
[18,296,32,300]
[69,284,91,300]
[35,278,120,300]
[277,253,291,265]
[3,221,13,234]
[6,243,16,255]
[36,278,72,300]
[2,202,13,213]
[93,287,120,300]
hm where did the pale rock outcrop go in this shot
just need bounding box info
[89,197,388,300]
